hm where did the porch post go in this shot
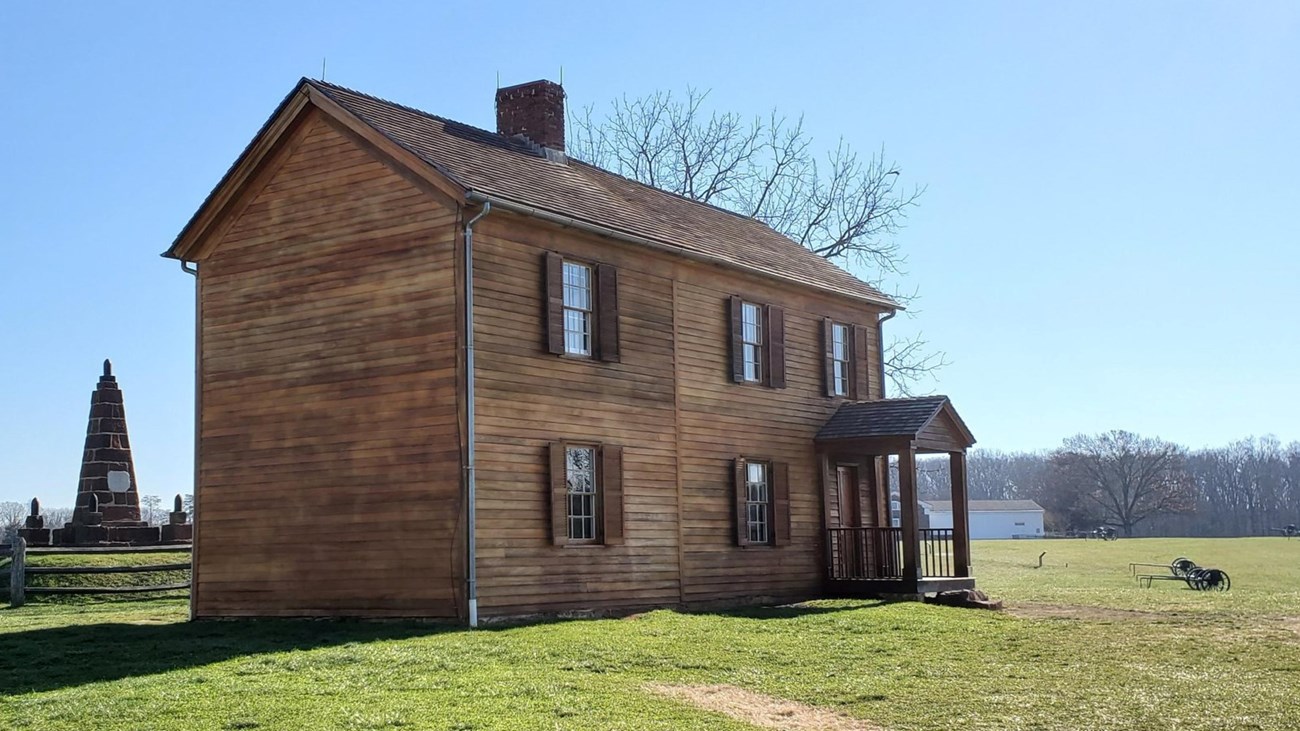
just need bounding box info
[898,445,921,583]
[950,451,972,578]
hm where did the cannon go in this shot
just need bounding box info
[1134,557,1230,591]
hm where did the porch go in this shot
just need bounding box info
[816,396,977,598]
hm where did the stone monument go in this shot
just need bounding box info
[19,360,191,546]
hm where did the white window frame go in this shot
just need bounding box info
[562,261,593,357]
[746,461,770,545]
[565,445,599,542]
[831,322,850,396]
[741,301,764,383]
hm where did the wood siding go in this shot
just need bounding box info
[469,211,885,616]
[193,111,463,617]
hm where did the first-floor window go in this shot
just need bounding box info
[551,441,624,546]
[746,461,770,544]
[566,445,598,541]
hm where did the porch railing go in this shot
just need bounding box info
[919,528,954,578]
[826,527,958,580]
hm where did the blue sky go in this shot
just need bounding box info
[1,2,1297,507]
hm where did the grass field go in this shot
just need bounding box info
[1,538,1297,730]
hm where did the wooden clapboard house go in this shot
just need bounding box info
[164,78,977,621]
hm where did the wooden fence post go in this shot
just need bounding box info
[10,537,26,608]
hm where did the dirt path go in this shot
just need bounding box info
[646,683,886,731]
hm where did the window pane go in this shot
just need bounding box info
[562,262,591,310]
[742,303,762,344]
[743,343,761,382]
[565,446,598,541]
[832,324,847,360]
[745,462,770,544]
[564,308,590,356]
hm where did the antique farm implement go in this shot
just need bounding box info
[1269,524,1298,538]
[1132,556,1230,591]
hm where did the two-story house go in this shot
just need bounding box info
[164,78,976,623]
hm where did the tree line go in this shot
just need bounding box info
[914,432,1300,537]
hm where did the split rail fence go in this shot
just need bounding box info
[1,538,192,607]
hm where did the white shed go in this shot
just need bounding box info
[920,500,1044,539]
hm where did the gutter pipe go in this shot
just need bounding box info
[877,310,896,399]
[463,202,491,628]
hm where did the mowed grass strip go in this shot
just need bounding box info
[0,538,1297,730]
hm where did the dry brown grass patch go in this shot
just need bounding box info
[646,683,886,731]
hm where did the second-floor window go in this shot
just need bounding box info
[562,262,593,356]
[824,319,860,399]
[545,252,620,362]
[741,302,763,383]
[728,296,785,388]
[831,323,850,396]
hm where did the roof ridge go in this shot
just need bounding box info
[306,78,522,152]
[299,79,897,308]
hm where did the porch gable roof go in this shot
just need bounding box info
[815,396,976,452]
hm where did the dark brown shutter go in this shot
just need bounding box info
[852,324,870,400]
[597,264,620,362]
[822,318,836,397]
[544,252,565,354]
[549,442,567,545]
[772,461,791,546]
[766,305,785,388]
[601,445,624,545]
[728,296,745,383]
[733,457,750,546]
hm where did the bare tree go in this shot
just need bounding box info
[141,494,163,526]
[569,89,944,394]
[1,501,26,544]
[1047,431,1195,535]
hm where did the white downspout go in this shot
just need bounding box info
[877,310,896,399]
[463,202,491,628]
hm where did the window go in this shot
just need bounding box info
[546,252,620,361]
[562,261,593,356]
[728,297,785,387]
[831,323,850,396]
[745,461,770,544]
[823,319,859,398]
[733,457,789,546]
[549,442,624,546]
[741,302,763,383]
[566,446,597,541]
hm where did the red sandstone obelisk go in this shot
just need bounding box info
[70,359,144,527]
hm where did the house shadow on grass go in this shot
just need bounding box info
[0,611,455,696]
[684,599,890,621]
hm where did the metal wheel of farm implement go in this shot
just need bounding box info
[1171,558,1197,577]
[1198,569,1230,592]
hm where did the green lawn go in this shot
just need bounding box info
[1,538,1298,730]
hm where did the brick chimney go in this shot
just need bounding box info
[496,80,566,152]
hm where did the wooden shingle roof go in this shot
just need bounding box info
[816,396,975,450]
[295,80,897,308]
